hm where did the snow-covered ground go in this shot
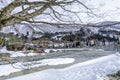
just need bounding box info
[0,64,21,77]
[7,53,120,80]
[0,47,39,57]
[0,58,74,77]
[44,48,104,53]
[12,58,75,69]
[0,46,101,57]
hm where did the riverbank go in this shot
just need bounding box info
[0,48,115,80]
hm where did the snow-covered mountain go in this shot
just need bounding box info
[85,21,120,33]
[1,21,120,39]
[96,21,120,39]
[1,23,82,34]
[95,21,120,31]
[32,24,82,33]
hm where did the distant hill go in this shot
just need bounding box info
[1,21,120,39]
[1,23,82,34]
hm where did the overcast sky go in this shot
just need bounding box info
[1,0,120,23]
[83,0,120,23]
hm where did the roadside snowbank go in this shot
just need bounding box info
[0,47,38,57]
[8,53,120,80]
[13,58,75,69]
[36,58,75,66]
[0,64,21,76]
[0,58,75,77]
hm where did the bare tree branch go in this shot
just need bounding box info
[0,0,98,29]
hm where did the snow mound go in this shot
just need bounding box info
[0,46,8,53]
[0,58,75,77]
[39,58,75,66]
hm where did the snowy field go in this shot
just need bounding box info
[7,53,120,80]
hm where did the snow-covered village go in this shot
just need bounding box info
[0,0,120,80]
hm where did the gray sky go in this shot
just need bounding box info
[83,0,120,23]
[1,0,120,23]
[34,0,120,23]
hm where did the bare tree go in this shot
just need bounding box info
[0,0,97,29]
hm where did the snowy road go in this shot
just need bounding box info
[0,48,117,80]
[8,53,120,80]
